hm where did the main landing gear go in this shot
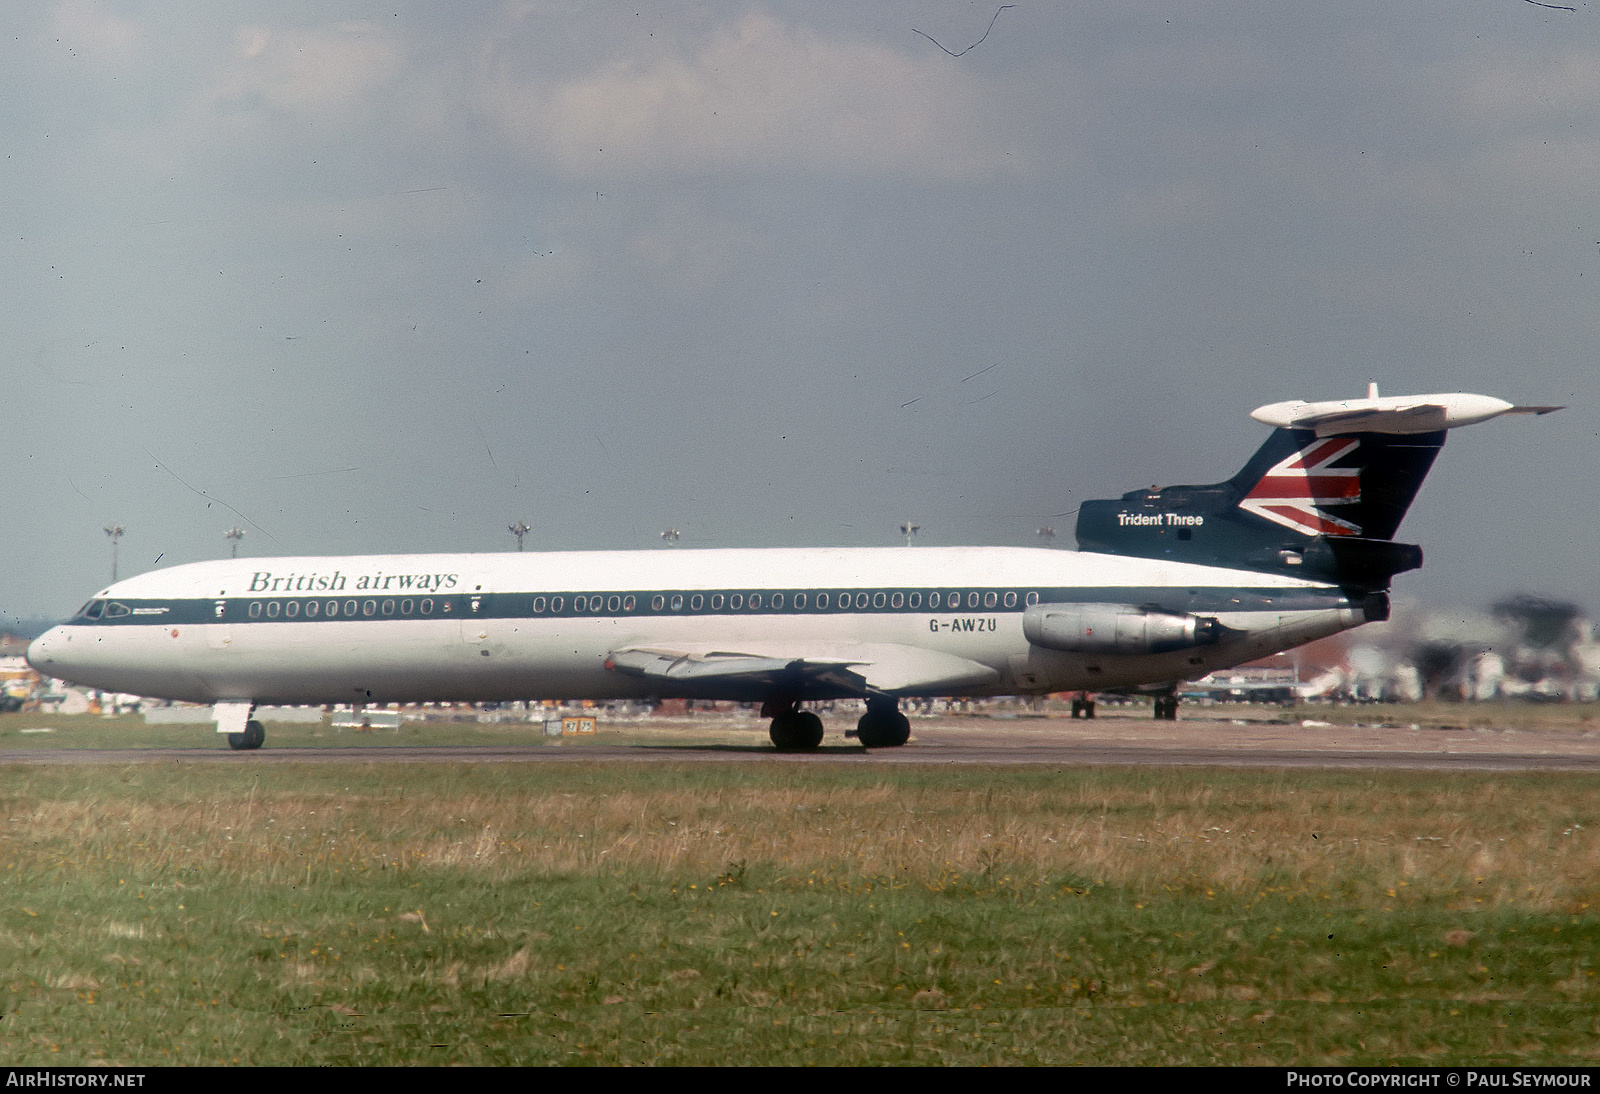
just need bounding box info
[765,697,825,752]
[228,719,266,750]
[762,696,913,751]
[1152,695,1180,721]
[854,697,911,749]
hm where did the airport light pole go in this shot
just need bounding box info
[225,527,245,558]
[660,528,680,546]
[509,521,531,551]
[1037,525,1056,545]
[104,523,125,582]
[900,521,920,547]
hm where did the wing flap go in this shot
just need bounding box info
[605,643,998,700]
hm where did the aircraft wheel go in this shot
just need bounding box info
[228,719,266,750]
[856,707,910,748]
[769,710,824,752]
[1153,697,1178,721]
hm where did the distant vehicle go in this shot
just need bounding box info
[28,388,1555,751]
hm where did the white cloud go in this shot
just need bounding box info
[482,12,1018,180]
[1458,48,1600,128]
[210,20,406,121]
[46,0,142,67]
[1440,48,1600,201]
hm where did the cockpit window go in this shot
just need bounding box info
[103,602,132,618]
[77,600,106,621]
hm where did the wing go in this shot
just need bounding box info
[604,642,1000,702]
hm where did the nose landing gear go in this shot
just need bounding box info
[227,719,266,750]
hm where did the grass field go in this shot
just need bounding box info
[2,737,1598,1065]
[3,697,1596,753]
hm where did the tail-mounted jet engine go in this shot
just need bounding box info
[1022,602,1224,656]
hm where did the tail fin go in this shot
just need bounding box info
[1074,390,1557,589]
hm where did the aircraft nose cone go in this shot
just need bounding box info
[26,628,63,673]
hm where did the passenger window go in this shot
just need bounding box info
[670,594,684,611]
[729,594,743,610]
[652,595,665,611]
[983,591,997,609]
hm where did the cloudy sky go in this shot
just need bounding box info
[4,1,1597,624]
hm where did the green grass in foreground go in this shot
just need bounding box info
[2,762,1598,1065]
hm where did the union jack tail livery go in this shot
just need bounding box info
[1075,388,1559,590]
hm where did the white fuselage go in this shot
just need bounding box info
[27,546,1368,706]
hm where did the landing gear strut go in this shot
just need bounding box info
[228,719,266,750]
[1152,696,1179,721]
[1071,693,1097,719]
[855,698,911,749]
[764,698,824,752]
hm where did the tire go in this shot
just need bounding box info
[769,710,824,751]
[856,708,910,748]
[227,719,266,750]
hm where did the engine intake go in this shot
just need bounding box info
[1023,602,1223,655]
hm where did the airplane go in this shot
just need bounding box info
[26,387,1556,752]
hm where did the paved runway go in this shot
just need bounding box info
[5,713,1599,771]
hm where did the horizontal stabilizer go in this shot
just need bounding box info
[1251,392,1560,436]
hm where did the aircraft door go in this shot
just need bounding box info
[206,599,234,650]
[458,573,490,645]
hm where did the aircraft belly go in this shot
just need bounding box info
[167,613,1021,705]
